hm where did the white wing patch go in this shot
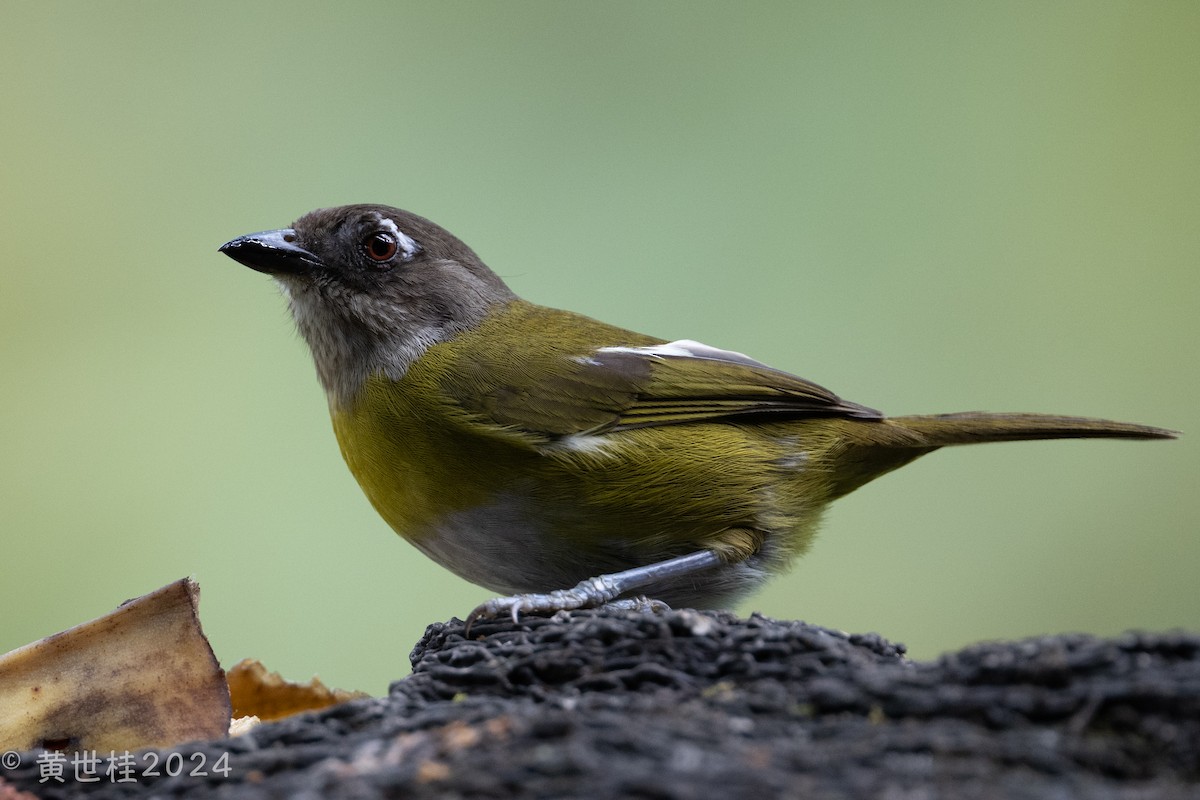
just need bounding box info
[551,433,619,456]
[595,339,771,369]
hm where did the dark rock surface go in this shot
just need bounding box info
[4,609,1199,798]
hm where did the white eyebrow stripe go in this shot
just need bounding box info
[595,339,770,368]
[374,214,420,259]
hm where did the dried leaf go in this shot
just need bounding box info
[0,778,42,800]
[0,578,230,752]
[228,715,261,737]
[227,659,368,722]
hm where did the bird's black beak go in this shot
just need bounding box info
[219,228,323,275]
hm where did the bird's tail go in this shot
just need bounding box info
[887,412,1176,446]
[826,412,1177,500]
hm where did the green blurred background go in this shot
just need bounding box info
[1,2,1196,694]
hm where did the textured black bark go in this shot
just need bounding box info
[4,609,1199,799]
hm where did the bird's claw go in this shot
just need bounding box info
[604,595,671,614]
[463,575,625,636]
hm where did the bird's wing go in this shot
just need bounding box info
[436,320,881,443]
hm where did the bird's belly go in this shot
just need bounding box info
[405,493,588,596]
[406,491,782,608]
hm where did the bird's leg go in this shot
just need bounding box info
[464,549,723,634]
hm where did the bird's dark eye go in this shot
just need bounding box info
[363,232,399,263]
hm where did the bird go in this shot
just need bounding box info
[219,204,1176,627]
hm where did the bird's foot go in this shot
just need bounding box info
[463,550,722,636]
[464,575,623,635]
[603,595,671,614]
[463,589,670,636]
